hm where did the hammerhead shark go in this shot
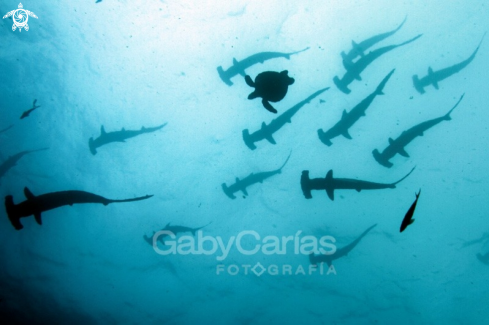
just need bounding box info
[334,34,421,94]
[0,148,49,181]
[89,123,167,155]
[20,99,41,119]
[413,34,485,94]
[373,94,464,168]
[0,124,13,134]
[301,167,415,201]
[243,87,329,150]
[143,221,212,245]
[341,16,407,69]
[5,187,153,230]
[222,152,291,199]
[319,69,394,146]
[309,224,377,266]
[217,48,309,86]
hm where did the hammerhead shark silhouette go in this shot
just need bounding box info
[309,224,377,266]
[217,48,309,86]
[413,34,485,94]
[341,16,407,69]
[89,123,167,155]
[301,167,415,201]
[143,221,212,245]
[319,69,394,146]
[0,148,49,181]
[5,187,153,230]
[334,34,421,94]
[0,125,13,134]
[222,153,291,199]
[373,94,464,168]
[243,87,329,150]
[20,99,41,119]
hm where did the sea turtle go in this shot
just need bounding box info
[3,3,38,32]
[245,70,295,113]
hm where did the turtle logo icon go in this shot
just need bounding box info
[3,3,38,32]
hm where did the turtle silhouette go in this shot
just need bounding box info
[245,70,295,113]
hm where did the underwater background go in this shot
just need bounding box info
[1,0,488,323]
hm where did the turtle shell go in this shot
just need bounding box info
[254,70,295,102]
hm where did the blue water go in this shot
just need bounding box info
[1,1,488,324]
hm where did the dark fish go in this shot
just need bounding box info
[400,189,421,232]
[20,99,41,119]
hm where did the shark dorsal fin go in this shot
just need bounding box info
[261,122,267,130]
[326,169,333,180]
[342,110,348,118]
[233,58,238,65]
[388,138,395,145]
[101,125,106,134]
[24,187,35,199]
[34,213,42,225]
[235,177,240,183]
[121,127,125,131]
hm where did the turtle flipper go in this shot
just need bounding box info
[248,91,259,100]
[245,75,255,87]
[262,100,277,113]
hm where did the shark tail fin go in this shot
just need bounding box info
[376,69,395,95]
[393,167,416,186]
[445,93,464,120]
[5,195,23,230]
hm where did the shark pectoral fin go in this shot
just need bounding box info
[24,187,35,199]
[265,134,276,145]
[355,188,362,192]
[342,130,352,140]
[326,188,335,201]
[242,188,248,196]
[428,67,439,89]
[398,148,410,158]
[409,219,415,225]
[101,125,106,134]
[354,74,362,81]
[34,213,42,225]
